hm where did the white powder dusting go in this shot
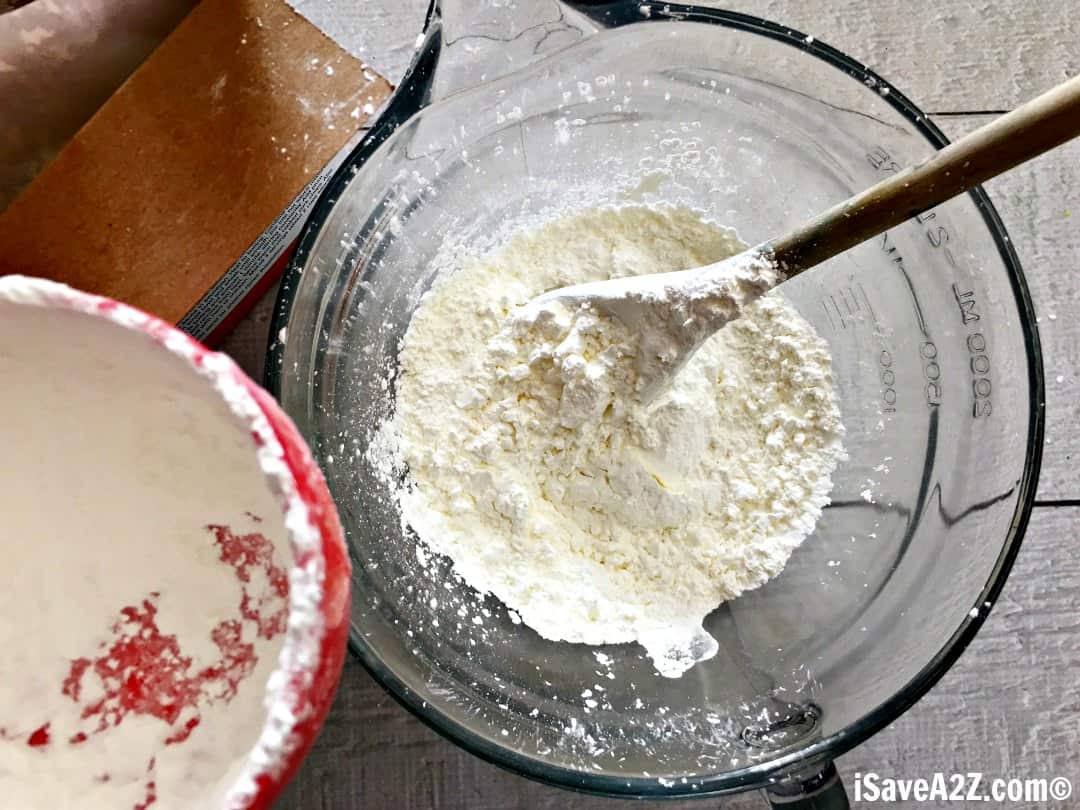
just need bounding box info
[523,245,780,401]
[0,301,293,808]
[380,205,844,677]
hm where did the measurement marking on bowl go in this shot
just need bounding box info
[952,283,994,418]
[874,228,944,409]
[820,299,838,331]
[818,286,862,332]
[828,294,846,328]
[817,280,900,415]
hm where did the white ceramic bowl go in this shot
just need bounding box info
[0,276,350,809]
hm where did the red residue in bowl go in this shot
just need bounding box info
[27,724,50,748]
[16,523,289,809]
[209,524,290,641]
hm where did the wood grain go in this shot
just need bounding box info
[283,0,428,86]
[730,0,1079,112]
[296,0,1080,110]
[0,1,1071,807]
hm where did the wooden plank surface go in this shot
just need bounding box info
[735,0,1080,111]
[283,0,428,86]
[282,0,1080,110]
[207,4,1080,808]
[0,1,1072,807]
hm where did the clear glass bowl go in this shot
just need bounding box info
[266,1,1043,802]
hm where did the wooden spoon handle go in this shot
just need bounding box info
[769,73,1080,274]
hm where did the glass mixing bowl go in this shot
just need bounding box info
[266,1,1043,805]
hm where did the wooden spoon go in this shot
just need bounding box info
[528,73,1080,399]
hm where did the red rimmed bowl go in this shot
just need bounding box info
[0,276,349,809]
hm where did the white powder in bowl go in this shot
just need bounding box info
[380,205,845,677]
[0,302,292,808]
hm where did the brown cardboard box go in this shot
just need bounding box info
[0,0,391,343]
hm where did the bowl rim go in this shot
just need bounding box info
[265,1,1045,798]
[0,275,351,809]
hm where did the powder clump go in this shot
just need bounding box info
[384,205,844,677]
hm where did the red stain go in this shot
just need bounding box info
[62,658,91,702]
[9,522,288,809]
[134,781,156,810]
[27,724,50,748]
[74,599,203,733]
[134,759,157,810]
[209,525,290,641]
[164,717,200,746]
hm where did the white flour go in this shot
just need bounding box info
[0,302,292,808]
[383,205,844,677]
[522,244,781,402]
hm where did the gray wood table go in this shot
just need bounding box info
[3,1,1077,807]
[223,4,1077,808]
